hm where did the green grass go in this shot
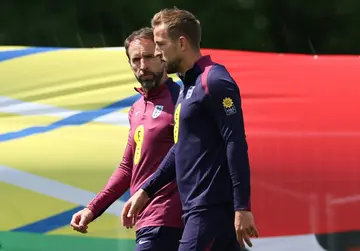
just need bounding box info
[0,231,135,251]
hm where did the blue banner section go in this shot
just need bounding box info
[0,95,139,142]
[0,47,65,62]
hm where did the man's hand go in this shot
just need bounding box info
[234,210,259,249]
[70,208,94,234]
[121,189,150,229]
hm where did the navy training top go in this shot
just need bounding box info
[142,55,251,213]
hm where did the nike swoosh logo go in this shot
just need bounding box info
[138,240,151,245]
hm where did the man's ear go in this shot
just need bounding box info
[179,36,186,51]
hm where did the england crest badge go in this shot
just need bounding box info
[152,105,164,119]
[185,86,195,99]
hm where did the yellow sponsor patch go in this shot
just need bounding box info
[222,97,237,115]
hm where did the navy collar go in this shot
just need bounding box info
[177,55,214,86]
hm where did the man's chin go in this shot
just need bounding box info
[165,66,177,74]
[140,76,154,81]
[165,63,179,74]
[140,81,156,90]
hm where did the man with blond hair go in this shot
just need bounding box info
[122,8,259,251]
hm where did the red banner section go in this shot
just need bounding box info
[202,49,360,237]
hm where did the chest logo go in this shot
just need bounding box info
[152,105,164,119]
[185,86,195,99]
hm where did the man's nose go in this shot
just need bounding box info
[154,46,162,58]
[140,58,148,70]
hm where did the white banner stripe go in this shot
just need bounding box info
[0,96,129,126]
[0,164,124,216]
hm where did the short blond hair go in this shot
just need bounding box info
[151,7,201,50]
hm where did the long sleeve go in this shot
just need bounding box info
[87,108,135,219]
[141,144,176,198]
[206,68,251,211]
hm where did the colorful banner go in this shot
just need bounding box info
[1,46,360,251]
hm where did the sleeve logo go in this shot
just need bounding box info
[222,97,237,116]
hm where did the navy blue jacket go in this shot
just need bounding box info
[142,55,251,213]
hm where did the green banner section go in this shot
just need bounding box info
[0,231,135,251]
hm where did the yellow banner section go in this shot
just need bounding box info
[0,48,138,110]
[0,46,30,51]
[0,47,145,239]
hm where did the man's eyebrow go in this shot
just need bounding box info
[131,54,140,60]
